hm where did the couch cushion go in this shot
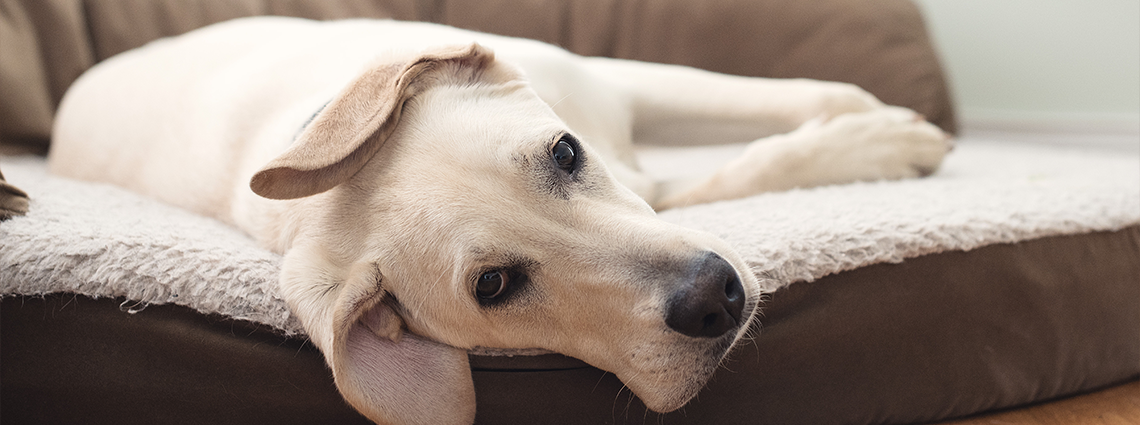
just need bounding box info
[0,0,956,151]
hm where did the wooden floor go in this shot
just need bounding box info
[934,380,1139,425]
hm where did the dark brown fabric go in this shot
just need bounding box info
[80,0,423,61]
[0,0,92,148]
[706,226,1140,425]
[4,227,1137,424]
[1,295,374,425]
[0,0,956,150]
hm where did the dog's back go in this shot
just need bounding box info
[49,17,554,222]
[54,17,297,219]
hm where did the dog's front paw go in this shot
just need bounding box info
[655,107,952,208]
[795,106,953,183]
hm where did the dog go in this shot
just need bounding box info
[48,16,950,424]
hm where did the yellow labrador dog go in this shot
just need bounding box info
[49,17,949,425]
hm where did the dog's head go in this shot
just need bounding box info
[250,44,761,425]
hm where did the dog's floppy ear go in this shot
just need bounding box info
[281,245,475,425]
[250,43,496,200]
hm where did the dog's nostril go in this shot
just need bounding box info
[702,313,719,328]
[665,253,747,338]
[725,274,742,301]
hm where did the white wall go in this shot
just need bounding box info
[913,0,1140,133]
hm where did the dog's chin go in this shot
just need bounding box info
[637,382,706,413]
[622,329,742,413]
[625,356,721,413]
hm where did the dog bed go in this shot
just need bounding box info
[2,0,1136,423]
[3,135,1137,424]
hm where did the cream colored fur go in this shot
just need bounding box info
[48,17,950,425]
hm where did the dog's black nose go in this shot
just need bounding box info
[665,253,746,338]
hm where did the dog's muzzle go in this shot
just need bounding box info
[664,252,746,338]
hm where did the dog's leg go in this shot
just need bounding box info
[652,107,952,209]
[581,57,888,147]
[578,58,950,209]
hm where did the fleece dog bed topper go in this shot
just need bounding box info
[2,140,1137,333]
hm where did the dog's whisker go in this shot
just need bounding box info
[549,93,573,109]
[593,370,612,393]
[609,369,645,420]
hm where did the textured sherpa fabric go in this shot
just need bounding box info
[1,140,1138,335]
[0,156,299,333]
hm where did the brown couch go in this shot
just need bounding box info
[4,1,1137,425]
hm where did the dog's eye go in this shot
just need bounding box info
[552,136,576,171]
[476,270,509,299]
